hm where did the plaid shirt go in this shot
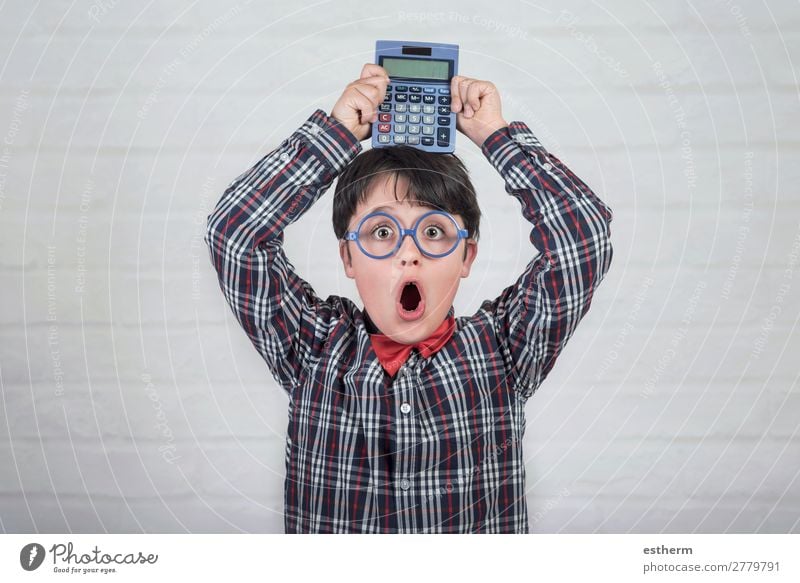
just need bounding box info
[205,109,613,533]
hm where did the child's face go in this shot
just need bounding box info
[338,174,478,345]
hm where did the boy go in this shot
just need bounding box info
[205,64,613,533]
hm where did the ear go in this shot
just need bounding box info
[460,240,478,278]
[339,240,355,279]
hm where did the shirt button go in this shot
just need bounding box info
[400,402,411,414]
[399,478,411,491]
[280,152,289,161]
[542,162,552,171]
[311,126,321,135]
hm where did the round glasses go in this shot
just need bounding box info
[343,210,469,259]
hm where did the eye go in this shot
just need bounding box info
[371,224,394,240]
[423,225,444,239]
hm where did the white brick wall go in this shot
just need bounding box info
[1,0,798,533]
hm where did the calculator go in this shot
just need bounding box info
[372,40,459,153]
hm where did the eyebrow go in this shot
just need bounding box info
[370,203,434,214]
[359,205,438,228]
[347,203,451,233]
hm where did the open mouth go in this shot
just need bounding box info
[397,280,425,321]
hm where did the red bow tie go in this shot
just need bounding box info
[368,315,456,377]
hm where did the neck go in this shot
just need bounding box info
[363,311,381,335]
[363,309,455,341]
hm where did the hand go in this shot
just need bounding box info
[331,64,390,142]
[450,76,508,148]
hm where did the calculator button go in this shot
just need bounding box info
[409,94,421,103]
[409,104,421,113]
[409,86,422,93]
[409,114,421,124]
[437,128,450,146]
[379,113,392,123]
[394,114,407,123]
[408,125,420,134]
[383,93,392,102]
[422,87,435,93]
[421,137,435,146]
[437,106,451,115]
[394,104,407,113]
[408,135,420,145]
[379,103,391,112]
[438,87,450,94]
[378,123,391,133]
[395,85,408,92]
[395,94,408,102]
[422,105,435,114]
[437,116,451,126]
[438,96,451,105]
[393,135,406,144]
[394,124,406,134]
[422,115,435,125]
[422,95,435,104]
[378,134,391,144]
[422,126,434,135]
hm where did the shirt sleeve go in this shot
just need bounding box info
[204,109,362,395]
[478,122,614,401]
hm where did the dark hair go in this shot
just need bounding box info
[332,146,481,243]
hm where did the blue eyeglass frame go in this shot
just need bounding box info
[343,209,470,260]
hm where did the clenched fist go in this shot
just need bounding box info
[331,64,390,142]
[450,76,508,148]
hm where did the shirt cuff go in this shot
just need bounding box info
[480,121,551,179]
[295,109,362,177]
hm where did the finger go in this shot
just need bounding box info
[451,76,474,113]
[466,81,487,114]
[450,75,464,112]
[356,75,390,93]
[350,85,382,121]
[350,99,377,124]
[354,76,390,105]
[339,85,379,124]
[457,78,475,117]
[348,80,381,99]
[360,63,390,81]
[352,81,386,107]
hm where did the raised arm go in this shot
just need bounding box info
[452,76,613,401]
[204,110,358,393]
[205,65,390,394]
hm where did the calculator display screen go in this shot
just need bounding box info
[381,57,451,81]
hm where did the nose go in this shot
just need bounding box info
[395,233,421,266]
